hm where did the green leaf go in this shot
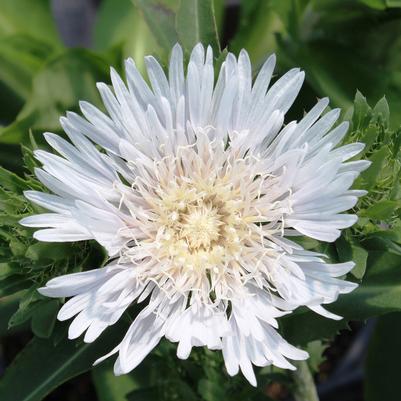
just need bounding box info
[94,0,161,72]
[333,249,401,319]
[352,90,372,131]
[0,275,30,298]
[359,146,388,190]
[0,35,55,122]
[0,35,54,98]
[0,165,30,192]
[25,242,81,262]
[132,0,178,54]
[0,0,61,47]
[372,96,390,126]
[365,312,401,401]
[0,112,38,145]
[358,125,380,156]
[281,308,348,346]
[391,128,401,158]
[269,2,401,125]
[291,236,320,250]
[230,0,281,63]
[363,199,401,220]
[359,0,386,9]
[0,320,129,401]
[336,236,369,279]
[31,300,59,339]
[0,294,25,337]
[0,166,106,338]
[8,287,43,328]
[92,361,141,401]
[371,230,401,244]
[350,245,369,280]
[21,140,41,174]
[0,49,111,145]
[306,341,326,372]
[176,0,221,54]
[9,237,28,257]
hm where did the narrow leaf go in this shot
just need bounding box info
[0,320,129,401]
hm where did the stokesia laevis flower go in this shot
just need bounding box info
[20,44,369,386]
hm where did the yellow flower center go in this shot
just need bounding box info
[154,177,247,272]
[118,137,292,301]
[181,204,222,250]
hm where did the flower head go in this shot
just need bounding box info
[21,44,368,386]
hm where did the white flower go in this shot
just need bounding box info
[20,44,369,386]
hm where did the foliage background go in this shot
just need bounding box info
[0,0,400,400]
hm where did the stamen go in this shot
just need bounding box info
[116,136,291,304]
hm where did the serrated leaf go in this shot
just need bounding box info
[21,144,40,175]
[8,287,43,328]
[0,166,29,192]
[359,125,380,155]
[176,0,221,54]
[372,96,390,126]
[353,90,372,131]
[0,188,27,215]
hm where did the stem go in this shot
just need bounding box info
[292,360,320,401]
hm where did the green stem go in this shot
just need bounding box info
[292,360,320,401]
